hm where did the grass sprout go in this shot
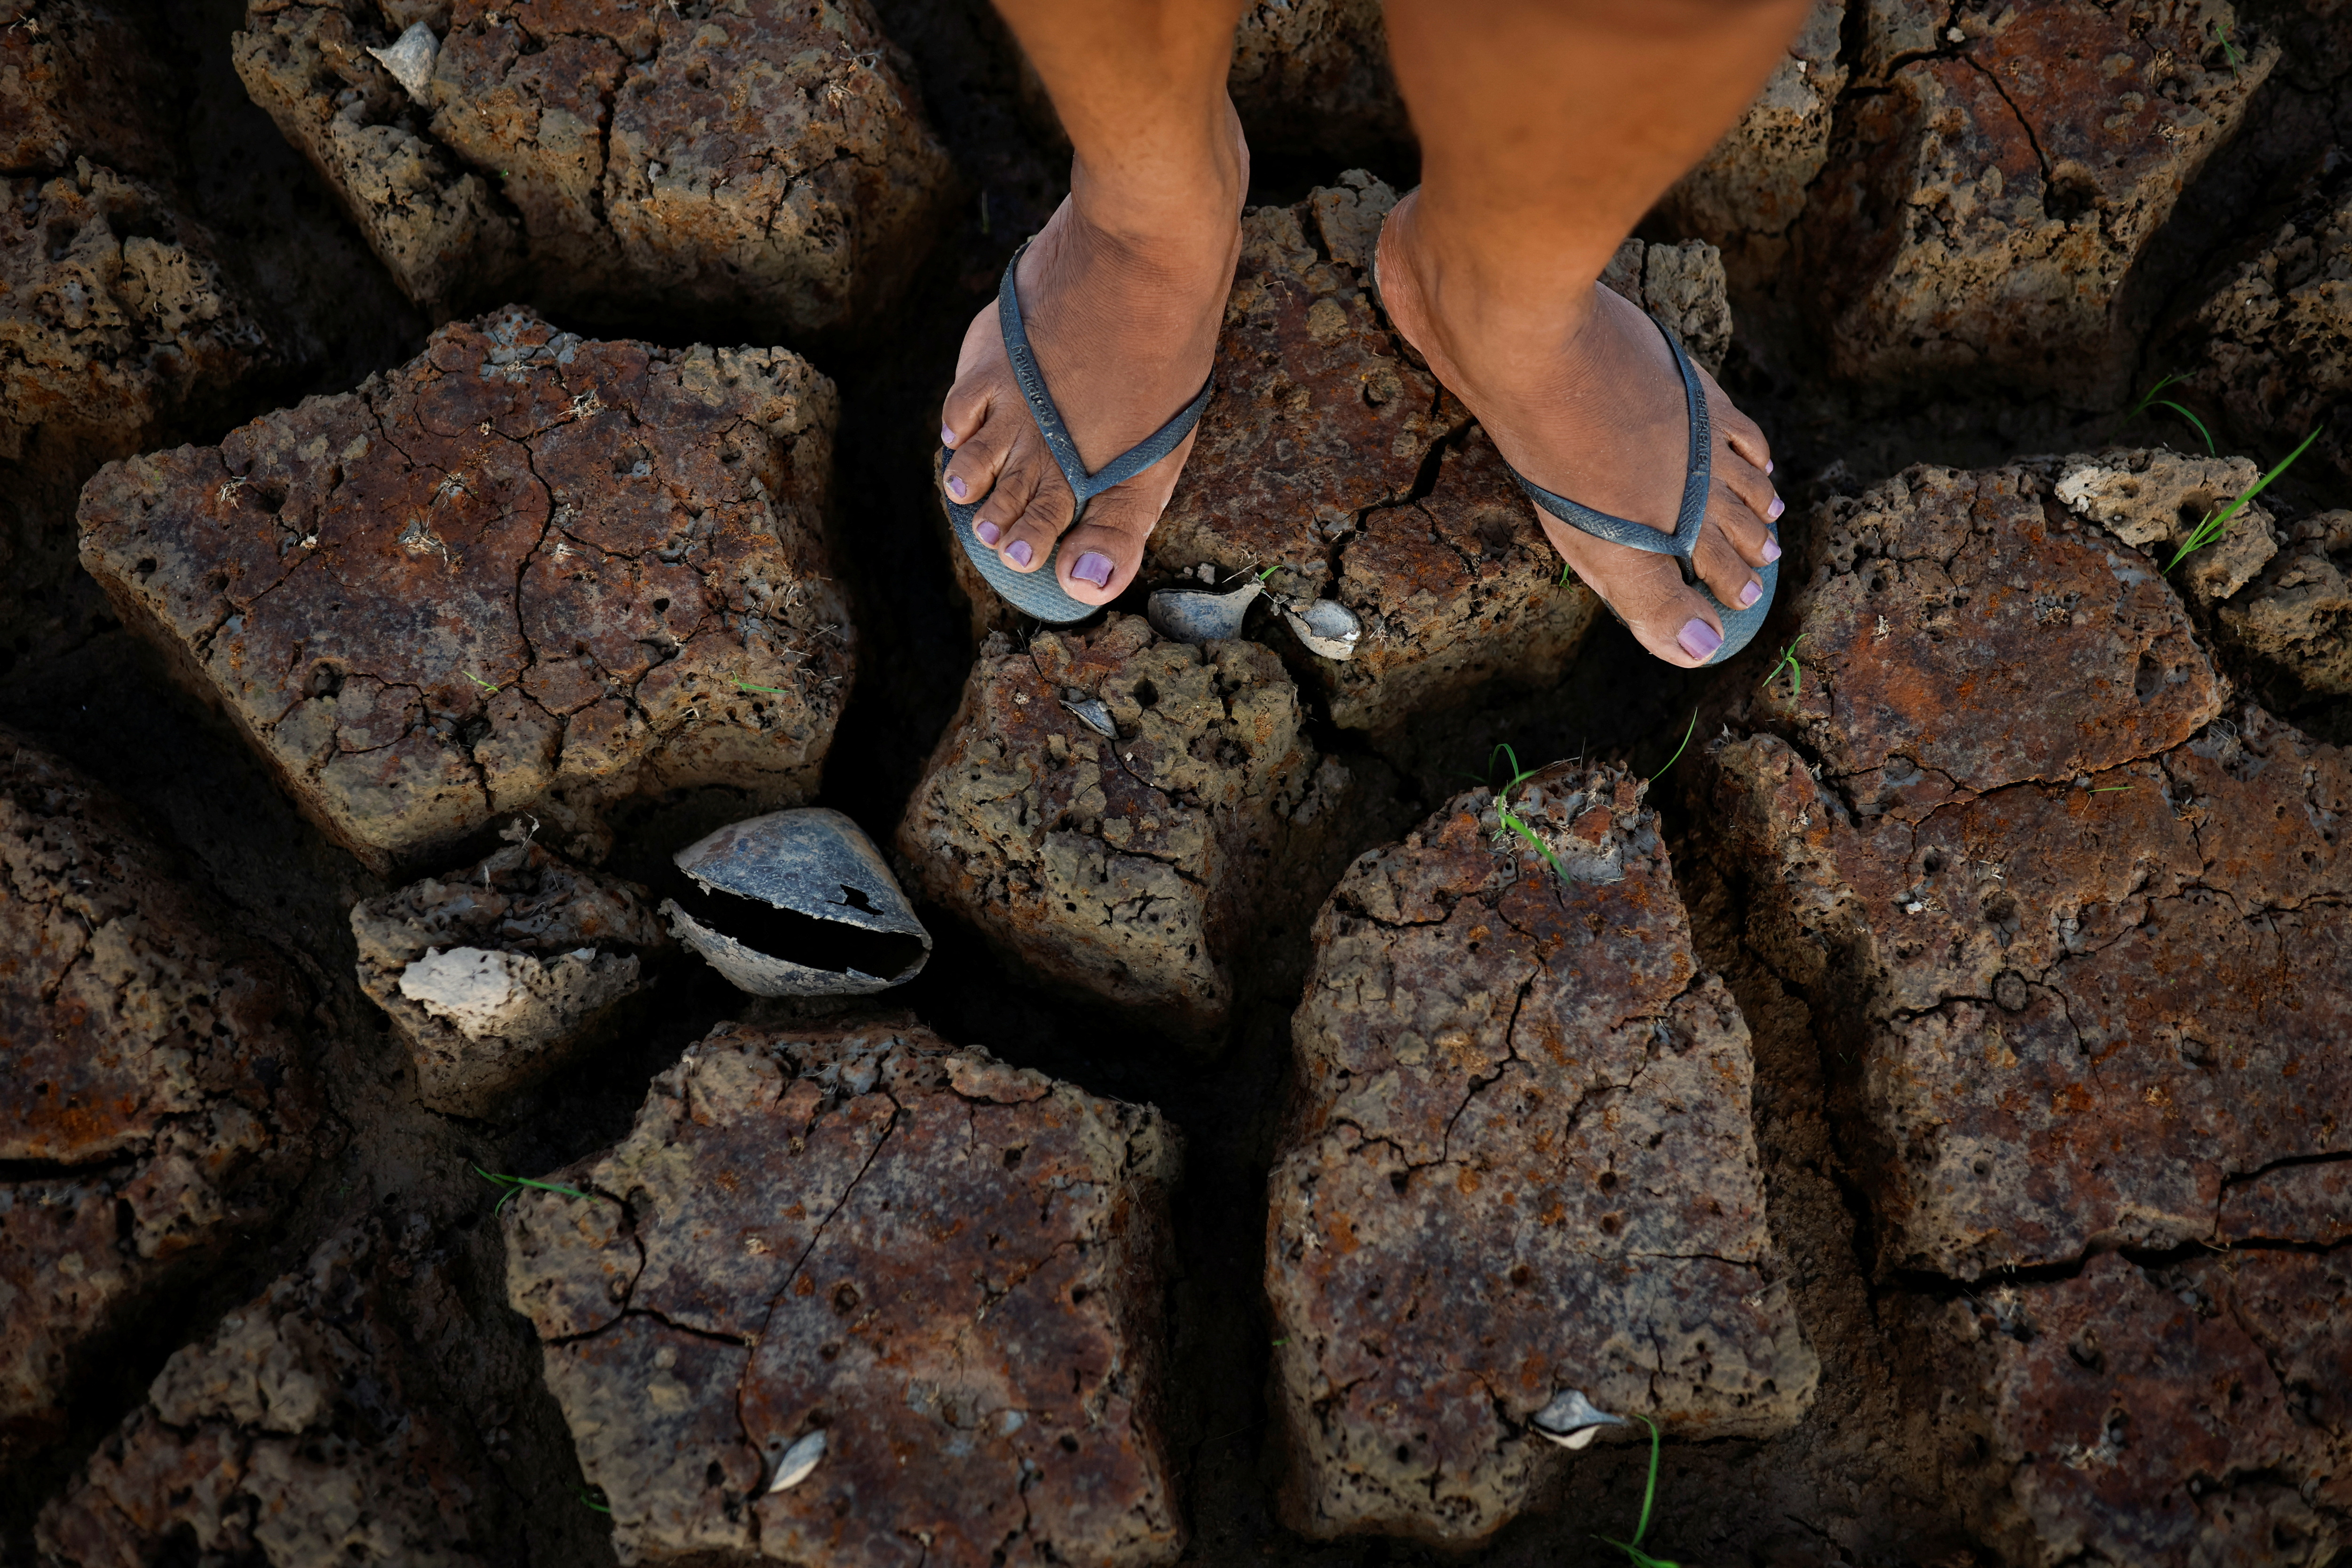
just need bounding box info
[2125,372,2216,455]
[2165,427,2320,571]
[1763,634,1805,698]
[1255,563,1280,583]
[474,1166,593,1215]
[463,671,501,694]
[1595,1415,1679,1568]
[731,676,792,695]
[1486,742,1571,885]
[579,1485,612,1514]
[1650,709,1699,781]
[2209,18,2244,76]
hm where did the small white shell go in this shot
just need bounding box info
[1283,597,1362,660]
[1529,1388,1626,1450]
[366,21,438,103]
[767,1429,826,1493]
[1061,698,1117,738]
[1147,580,1261,644]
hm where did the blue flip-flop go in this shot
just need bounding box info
[944,238,1216,624]
[1508,311,1775,666]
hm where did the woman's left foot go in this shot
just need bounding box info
[1375,190,1784,668]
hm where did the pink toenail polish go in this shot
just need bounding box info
[1008,540,1033,568]
[941,425,958,448]
[1072,550,1114,588]
[1677,618,1723,661]
[946,473,969,501]
[1762,533,1782,564]
[1765,458,1774,475]
[1768,495,1786,521]
[1739,580,1763,608]
[975,520,1001,546]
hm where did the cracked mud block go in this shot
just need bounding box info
[1078,175,1721,732]
[2,1,279,484]
[502,1018,1186,1568]
[1265,762,1816,1544]
[351,835,668,1117]
[2219,508,2352,700]
[231,0,954,331]
[2164,147,2352,491]
[898,614,1367,1045]
[38,1220,518,1568]
[1226,0,1407,162]
[79,308,851,876]
[1656,0,1847,296]
[0,729,319,1466]
[1927,1250,2348,1566]
[1800,0,2277,404]
[1714,679,2351,1280]
[1762,461,2226,812]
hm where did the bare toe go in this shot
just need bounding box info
[1694,513,1766,613]
[994,477,1078,574]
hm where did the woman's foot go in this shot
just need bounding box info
[1375,190,1784,668]
[939,109,1247,607]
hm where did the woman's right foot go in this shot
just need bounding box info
[939,107,1247,608]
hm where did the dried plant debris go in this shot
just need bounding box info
[660,808,930,997]
[351,834,669,1117]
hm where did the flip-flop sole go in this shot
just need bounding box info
[1697,542,1777,666]
[945,457,1098,625]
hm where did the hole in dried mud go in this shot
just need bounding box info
[2135,650,2166,704]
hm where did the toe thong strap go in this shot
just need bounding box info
[997,239,1216,517]
[1511,313,1711,586]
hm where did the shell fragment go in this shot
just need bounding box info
[366,21,438,103]
[1282,597,1362,660]
[1061,697,1118,737]
[1147,579,1262,644]
[767,1429,826,1493]
[1529,1388,1627,1450]
[660,808,931,997]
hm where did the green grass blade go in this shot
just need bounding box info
[2126,371,2185,420]
[474,1166,594,1214]
[1632,1415,1661,1544]
[732,677,792,695]
[1255,563,1280,582]
[2165,427,2321,571]
[2153,400,2217,455]
[1497,805,1570,885]
[1650,709,1699,781]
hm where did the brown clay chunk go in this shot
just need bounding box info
[2,0,278,487]
[78,308,851,876]
[1927,1251,2348,1566]
[230,0,954,330]
[1801,0,2274,402]
[896,614,1350,1044]
[37,1222,516,1567]
[502,1019,1186,1567]
[351,835,669,1118]
[1267,761,1816,1544]
[0,729,318,1466]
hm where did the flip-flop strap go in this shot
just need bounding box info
[1512,313,1712,585]
[997,239,1216,512]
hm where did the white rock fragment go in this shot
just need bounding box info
[397,945,641,1042]
[366,20,439,104]
[767,1429,826,1493]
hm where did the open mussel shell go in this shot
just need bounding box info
[1528,1388,1627,1450]
[766,1429,826,1493]
[1283,597,1362,660]
[659,808,931,997]
[1147,579,1262,644]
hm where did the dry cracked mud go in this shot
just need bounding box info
[351,834,670,1118]
[897,614,1382,1046]
[0,728,320,1470]
[231,0,956,331]
[501,1017,1185,1568]
[37,1219,520,1566]
[78,307,852,876]
[1267,761,1814,1545]
[1802,0,2277,404]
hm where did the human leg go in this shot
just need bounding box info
[939,0,1248,605]
[1375,0,1809,665]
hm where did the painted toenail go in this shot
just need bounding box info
[1767,495,1786,521]
[1677,619,1723,661]
[1739,580,1763,608]
[1765,458,1774,475]
[946,474,969,501]
[975,520,1001,546]
[1762,533,1782,564]
[1008,540,1033,568]
[1072,551,1114,588]
[941,425,958,448]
